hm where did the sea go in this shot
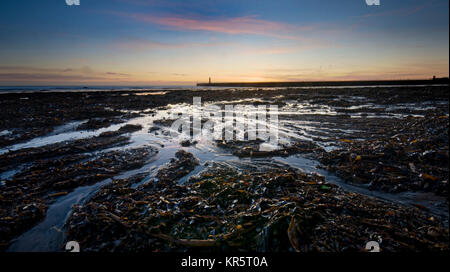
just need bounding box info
[1,84,447,94]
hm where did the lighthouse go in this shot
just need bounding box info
[209,77,211,85]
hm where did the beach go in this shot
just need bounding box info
[0,85,448,252]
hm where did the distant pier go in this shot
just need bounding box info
[197,78,449,87]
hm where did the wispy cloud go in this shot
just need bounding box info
[105,71,130,76]
[239,41,330,56]
[355,4,427,19]
[114,37,328,56]
[349,2,433,29]
[0,73,107,82]
[115,39,233,50]
[111,12,313,40]
[0,66,130,77]
[0,66,131,84]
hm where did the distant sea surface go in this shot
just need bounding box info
[0,84,447,94]
[0,85,211,93]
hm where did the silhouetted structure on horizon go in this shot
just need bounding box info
[197,78,449,87]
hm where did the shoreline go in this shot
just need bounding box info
[0,82,449,95]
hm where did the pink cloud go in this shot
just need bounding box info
[112,12,312,40]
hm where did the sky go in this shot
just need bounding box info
[0,0,448,85]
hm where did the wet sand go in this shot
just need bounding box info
[0,86,448,252]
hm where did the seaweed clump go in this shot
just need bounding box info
[321,113,449,196]
[65,152,448,252]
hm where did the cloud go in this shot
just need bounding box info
[0,66,131,84]
[115,39,233,50]
[355,3,428,19]
[0,73,107,81]
[239,41,329,56]
[0,66,72,73]
[0,66,129,76]
[105,71,130,76]
[111,12,312,40]
[114,36,328,56]
[349,2,433,29]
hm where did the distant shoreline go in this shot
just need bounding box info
[0,79,448,94]
[197,78,449,87]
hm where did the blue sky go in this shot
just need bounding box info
[0,0,448,85]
